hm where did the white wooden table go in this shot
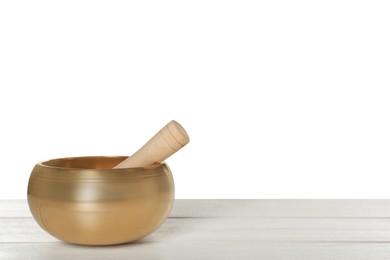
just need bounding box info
[2,200,390,259]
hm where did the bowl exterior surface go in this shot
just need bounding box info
[27,156,174,245]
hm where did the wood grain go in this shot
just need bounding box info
[114,120,189,168]
[2,200,390,259]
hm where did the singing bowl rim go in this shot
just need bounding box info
[32,156,169,180]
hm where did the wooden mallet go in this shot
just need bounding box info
[114,120,190,168]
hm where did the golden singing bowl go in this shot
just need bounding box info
[27,156,174,246]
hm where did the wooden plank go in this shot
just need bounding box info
[0,201,31,218]
[2,200,390,259]
[3,200,390,218]
[3,216,390,243]
[170,199,390,218]
[2,241,390,260]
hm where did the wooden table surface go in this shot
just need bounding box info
[2,200,390,259]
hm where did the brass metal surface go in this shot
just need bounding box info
[27,156,174,246]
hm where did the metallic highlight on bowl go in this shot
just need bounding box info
[27,156,174,245]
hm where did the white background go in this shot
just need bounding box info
[1,0,389,199]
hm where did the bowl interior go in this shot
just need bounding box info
[41,156,130,169]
